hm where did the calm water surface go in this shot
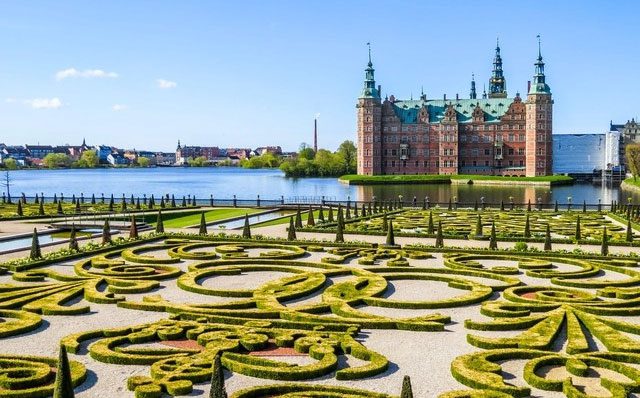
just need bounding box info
[4,167,637,205]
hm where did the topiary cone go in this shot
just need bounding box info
[400,375,413,398]
[30,228,42,259]
[209,352,227,398]
[307,206,315,226]
[102,219,112,245]
[199,212,208,235]
[601,226,609,256]
[386,219,395,246]
[156,211,164,233]
[489,221,497,250]
[53,345,75,398]
[287,217,296,241]
[627,218,633,242]
[68,227,79,251]
[544,224,552,251]
[435,221,444,248]
[242,214,251,238]
[129,216,138,239]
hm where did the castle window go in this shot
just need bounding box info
[423,134,429,142]
[461,160,466,167]
[391,126,398,132]
[484,149,490,155]
[415,161,419,167]
[472,148,479,156]
[402,160,407,167]
[391,149,397,156]
[518,148,524,155]
[508,148,514,155]
[460,134,467,142]
[471,135,479,143]
[519,134,525,141]
[472,160,477,166]
[519,160,524,166]
[391,160,396,167]
[402,126,408,132]
[509,133,515,141]
[485,160,490,166]
[412,135,418,142]
[509,160,513,166]
[423,161,428,167]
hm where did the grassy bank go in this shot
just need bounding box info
[339,174,574,186]
[622,177,640,190]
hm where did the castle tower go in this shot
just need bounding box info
[356,44,382,175]
[488,39,507,98]
[469,73,477,99]
[525,36,553,176]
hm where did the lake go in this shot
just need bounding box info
[2,167,637,205]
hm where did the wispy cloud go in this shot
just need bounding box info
[56,68,119,81]
[112,104,127,111]
[157,78,177,89]
[22,97,64,109]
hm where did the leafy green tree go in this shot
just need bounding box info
[188,156,208,167]
[43,153,71,168]
[137,157,151,167]
[337,140,357,174]
[626,144,640,181]
[78,150,99,168]
[3,158,18,170]
[298,143,315,160]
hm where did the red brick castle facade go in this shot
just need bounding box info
[356,39,553,177]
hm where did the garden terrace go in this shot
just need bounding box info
[0,232,640,397]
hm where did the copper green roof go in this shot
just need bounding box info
[392,97,516,124]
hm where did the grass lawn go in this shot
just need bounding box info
[154,208,263,228]
[339,174,574,186]
[623,177,640,188]
[251,210,322,228]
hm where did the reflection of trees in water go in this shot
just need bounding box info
[356,183,638,205]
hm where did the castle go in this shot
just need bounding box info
[356,39,553,177]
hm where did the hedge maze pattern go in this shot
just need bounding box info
[2,234,640,396]
[307,207,636,243]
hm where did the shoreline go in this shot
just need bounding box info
[339,174,574,187]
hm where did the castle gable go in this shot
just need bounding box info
[392,97,516,124]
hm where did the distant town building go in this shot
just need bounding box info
[175,140,222,165]
[25,145,55,159]
[0,145,29,166]
[357,39,553,177]
[107,152,129,166]
[255,146,282,156]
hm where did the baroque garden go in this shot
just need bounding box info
[1,195,640,397]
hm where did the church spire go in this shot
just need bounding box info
[470,73,477,99]
[529,35,551,95]
[488,38,507,98]
[360,42,380,99]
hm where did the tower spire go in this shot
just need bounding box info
[470,73,477,99]
[360,42,380,99]
[529,35,551,94]
[488,38,507,98]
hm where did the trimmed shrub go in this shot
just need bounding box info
[543,224,551,251]
[54,345,75,398]
[385,220,395,246]
[156,211,164,233]
[307,206,315,226]
[209,353,227,398]
[435,221,444,248]
[401,375,413,398]
[130,216,139,239]
[242,214,251,239]
[287,217,296,241]
[69,227,79,251]
[30,228,42,259]
[199,212,208,235]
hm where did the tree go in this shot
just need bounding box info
[524,214,531,238]
[3,158,18,170]
[427,211,434,234]
[287,217,296,241]
[188,156,208,167]
[155,211,164,233]
[337,140,357,174]
[601,226,609,256]
[199,212,208,235]
[129,216,138,239]
[298,143,315,160]
[16,200,23,216]
[627,218,633,243]
[318,206,325,223]
[400,375,413,398]
[242,214,251,238]
[307,206,315,226]
[53,345,75,398]
[102,219,112,245]
[43,153,71,168]
[1,170,12,202]
[30,228,42,259]
[68,227,80,251]
[38,200,45,215]
[209,352,227,398]
[335,215,344,243]
[385,219,395,246]
[78,150,99,168]
[327,206,334,223]
[489,221,498,250]
[295,206,303,228]
[475,214,482,237]
[626,144,640,181]
[575,216,581,241]
[435,221,444,248]
[544,224,552,251]
[137,157,151,167]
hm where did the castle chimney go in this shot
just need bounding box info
[443,94,446,101]
[313,118,318,153]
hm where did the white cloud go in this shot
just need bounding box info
[56,68,119,81]
[24,98,64,109]
[112,104,127,111]
[156,78,177,89]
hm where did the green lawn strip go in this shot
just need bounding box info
[339,174,573,185]
[159,208,263,229]
[251,210,316,228]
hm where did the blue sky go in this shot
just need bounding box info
[0,1,638,152]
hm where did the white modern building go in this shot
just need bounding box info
[552,132,621,174]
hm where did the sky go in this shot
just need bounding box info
[0,0,639,152]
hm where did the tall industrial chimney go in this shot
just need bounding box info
[313,118,318,153]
